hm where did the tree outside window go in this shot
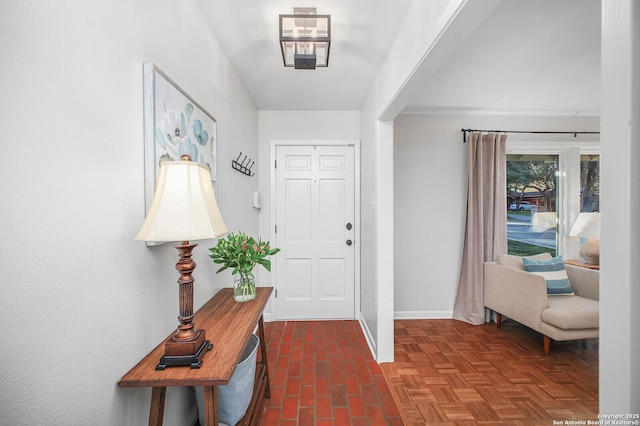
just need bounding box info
[580,154,600,213]
[506,154,558,257]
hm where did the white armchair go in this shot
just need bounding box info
[484,253,599,354]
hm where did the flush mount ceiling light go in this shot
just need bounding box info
[279,7,331,70]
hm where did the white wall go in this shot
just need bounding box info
[358,0,457,363]
[359,0,501,362]
[358,101,380,354]
[600,0,640,413]
[393,114,467,317]
[257,111,361,319]
[0,1,257,424]
[393,113,600,317]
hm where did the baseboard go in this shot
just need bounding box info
[394,310,453,319]
[358,313,378,361]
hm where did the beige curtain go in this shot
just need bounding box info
[453,132,507,325]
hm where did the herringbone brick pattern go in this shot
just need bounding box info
[381,319,598,425]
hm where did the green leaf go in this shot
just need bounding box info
[208,231,280,276]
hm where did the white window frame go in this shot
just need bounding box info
[507,140,600,259]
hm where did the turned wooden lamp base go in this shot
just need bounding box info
[155,241,214,370]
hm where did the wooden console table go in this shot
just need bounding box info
[119,287,272,426]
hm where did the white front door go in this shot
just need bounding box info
[275,145,355,319]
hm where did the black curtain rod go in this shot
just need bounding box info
[460,128,600,143]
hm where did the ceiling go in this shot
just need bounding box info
[195,0,601,115]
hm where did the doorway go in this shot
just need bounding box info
[272,142,359,319]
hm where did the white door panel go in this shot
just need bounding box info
[275,145,355,319]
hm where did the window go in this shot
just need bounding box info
[507,154,558,257]
[505,143,600,259]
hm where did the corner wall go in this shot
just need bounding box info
[359,0,502,362]
[0,1,258,424]
[600,0,640,413]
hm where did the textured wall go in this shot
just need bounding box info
[0,0,257,424]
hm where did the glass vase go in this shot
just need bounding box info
[233,275,256,302]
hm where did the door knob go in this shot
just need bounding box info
[346,239,353,246]
[346,223,353,230]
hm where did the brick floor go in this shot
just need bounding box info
[258,320,403,426]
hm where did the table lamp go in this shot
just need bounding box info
[135,155,228,369]
[569,212,600,265]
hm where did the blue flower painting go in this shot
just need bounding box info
[192,119,209,146]
[146,64,216,181]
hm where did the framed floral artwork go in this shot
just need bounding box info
[142,63,217,225]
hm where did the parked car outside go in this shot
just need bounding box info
[509,201,535,211]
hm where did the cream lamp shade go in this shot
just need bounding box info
[569,212,600,240]
[135,160,228,242]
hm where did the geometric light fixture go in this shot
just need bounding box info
[135,156,228,369]
[280,7,331,70]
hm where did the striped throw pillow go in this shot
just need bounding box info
[522,255,574,295]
